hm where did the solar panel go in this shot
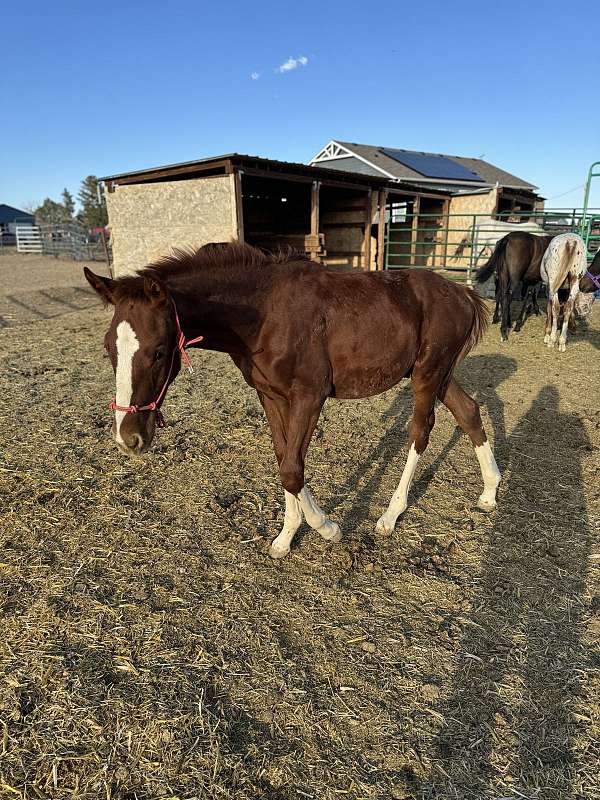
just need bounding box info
[380,149,483,182]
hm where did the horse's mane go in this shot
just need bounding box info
[110,241,312,302]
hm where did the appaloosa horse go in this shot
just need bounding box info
[475,231,554,342]
[84,243,500,558]
[541,233,588,351]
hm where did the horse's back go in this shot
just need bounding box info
[541,233,587,290]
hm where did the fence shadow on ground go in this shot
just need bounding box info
[0,286,96,327]
[416,384,594,799]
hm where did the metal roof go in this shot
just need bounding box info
[0,204,34,225]
[101,153,390,187]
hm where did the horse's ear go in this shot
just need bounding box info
[84,267,115,306]
[143,276,169,307]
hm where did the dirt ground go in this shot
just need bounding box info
[0,253,599,800]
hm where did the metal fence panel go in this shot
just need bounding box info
[384,209,600,283]
[16,225,42,253]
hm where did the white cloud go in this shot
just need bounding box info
[250,71,260,80]
[276,55,309,74]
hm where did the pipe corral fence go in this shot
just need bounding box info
[1,223,112,265]
[384,208,600,283]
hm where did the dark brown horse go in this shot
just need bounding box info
[84,243,500,558]
[475,231,554,342]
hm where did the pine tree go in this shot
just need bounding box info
[61,188,75,218]
[77,175,108,229]
[35,198,71,224]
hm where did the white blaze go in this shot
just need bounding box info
[114,320,139,444]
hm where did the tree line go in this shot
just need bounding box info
[33,176,108,229]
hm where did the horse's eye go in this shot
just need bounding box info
[154,348,165,362]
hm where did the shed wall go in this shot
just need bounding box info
[444,188,498,269]
[107,176,235,276]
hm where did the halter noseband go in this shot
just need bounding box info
[585,270,600,291]
[109,301,203,428]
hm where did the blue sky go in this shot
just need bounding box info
[3,0,600,210]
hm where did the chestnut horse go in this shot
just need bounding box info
[84,243,500,559]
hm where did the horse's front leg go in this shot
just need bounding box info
[260,391,340,559]
[280,391,341,547]
[257,393,302,558]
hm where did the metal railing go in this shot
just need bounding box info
[384,208,600,283]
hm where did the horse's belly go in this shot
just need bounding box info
[331,360,411,399]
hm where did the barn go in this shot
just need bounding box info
[0,203,35,244]
[311,140,543,218]
[102,148,549,282]
[102,154,455,277]
[311,141,545,274]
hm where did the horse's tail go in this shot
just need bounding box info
[559,238,578,281]
[475,236,508,284]
[458,286,490,362]
[436,284,489,396]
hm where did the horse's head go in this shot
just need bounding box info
[84,267,182,456]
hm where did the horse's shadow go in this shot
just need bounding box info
[325,353,517,541]
[414,384,594,798]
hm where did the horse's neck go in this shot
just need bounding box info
[167,266,264,349]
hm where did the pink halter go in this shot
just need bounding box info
[109,301,203,428]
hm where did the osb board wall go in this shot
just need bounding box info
[107,176,235,276]
[444,188,498,270]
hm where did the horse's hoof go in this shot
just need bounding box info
[375,515,395,535]
[543,334,550,344]
[317,520,342,542]
[558,342,566,353]
[500,335,508,343]
[477,496,496,512]
[269,541,290,559]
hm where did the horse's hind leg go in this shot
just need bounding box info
[439,378,500,511]
[499,279,512,342]
[376,375,437,535]
[513,285,532,332]
[492,278,500,324]
[545,292,560,347]
[532,284,542,315]
[558,276,579,352]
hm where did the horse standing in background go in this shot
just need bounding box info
[574,247,600,318]
[541,233,587,351]
[84,243,501,559]
[475,231,554,342]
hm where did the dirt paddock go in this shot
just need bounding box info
[0,253,599,800]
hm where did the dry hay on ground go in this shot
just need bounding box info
[0,254,599,799]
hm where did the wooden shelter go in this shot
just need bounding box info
[102,154,444,276]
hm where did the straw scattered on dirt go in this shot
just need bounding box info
[0,253,599,799]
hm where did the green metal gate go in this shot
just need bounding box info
[384,208,600,282]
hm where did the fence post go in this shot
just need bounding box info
[467,215,476,286]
